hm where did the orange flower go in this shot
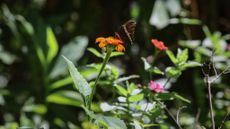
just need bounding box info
[95,37,125,52]
[151,39,168,51]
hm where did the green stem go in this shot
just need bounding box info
[89,46,113,109]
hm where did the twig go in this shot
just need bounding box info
[218,112,230,129]
[202,68,215,129]
[157,101,183,129]
[176,106,187,124]
[163,78,171,88]
[193,109,201,129]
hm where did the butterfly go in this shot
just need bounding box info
[115,20,136,45]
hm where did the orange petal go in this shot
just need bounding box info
[96,37,106,43]
[116,44,125,52]
[98,42,107,48]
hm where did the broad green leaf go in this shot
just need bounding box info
[96,115,127,129]
[172,92,191,103]
[115,85,128,96]
[128,93,144,102]
[63,56,92,97]
[149,67,164,75]
[87,48,103,58]
[50,36,88,78]
[149,0,169,29]
[141,57,151,70]
[46,27,58,63]
[165,67,181,78]
[46,90,83,107]
[166,50,178,64]
[177,48,188,64]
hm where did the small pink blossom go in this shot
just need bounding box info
[149,80,164,93]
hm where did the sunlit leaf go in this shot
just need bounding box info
[50,36,88,78]
[87,48,103,58]
[115,84,128,96]
[141,57,151,70]
[110,51,124,58]
[46,27,59,63]
[149,0,169,29]
[148,67,164,75]
[46,90,83,107]
[166,0,181,16]
[96,115,127,129]
[165,67,181,78]
[166,50,178,65]
[177,48,188,64]
[63,56,92,97]
[128,93,144,102]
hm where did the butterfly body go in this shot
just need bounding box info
[115,20,136,45]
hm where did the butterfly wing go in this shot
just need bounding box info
[115,20,136,45]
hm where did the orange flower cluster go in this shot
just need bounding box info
[151,39,168,51]
[96,37,125,52]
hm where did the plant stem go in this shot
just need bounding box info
[206,75,215,129]
[157,100,183,129]
[89,47,112,109]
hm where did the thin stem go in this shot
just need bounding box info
[163,78,171,88]
[157,100,183,129]
[206,75,215,129]
[176,106,186,124]
[218,112,229,129]
[89,47,112,109]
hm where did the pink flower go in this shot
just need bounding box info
[149,80,164,93]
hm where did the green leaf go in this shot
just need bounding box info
[149,67,164,75]
[141,57,152,70]
[50,36,88,78]
[166,0,181,16]
[178,40,201,49]
[169,18,201,25]
[181,61,202,69]
[110,51,124,58]
[46,27,58,63]
[114,75,139,84]
[49,77,72,90]
[46,90,83,107]
[155,93,174,100]
[172,92,191,103]
[87,48,103,58]
[177,48,188,64]
[128,93,144,102]
[115,85,128,96]
[149,0,169,29]
[23,104,47,115]
[96,115,127,129]
[63,56,92,97]
[166,50,178,64]
[165,67,181,78]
